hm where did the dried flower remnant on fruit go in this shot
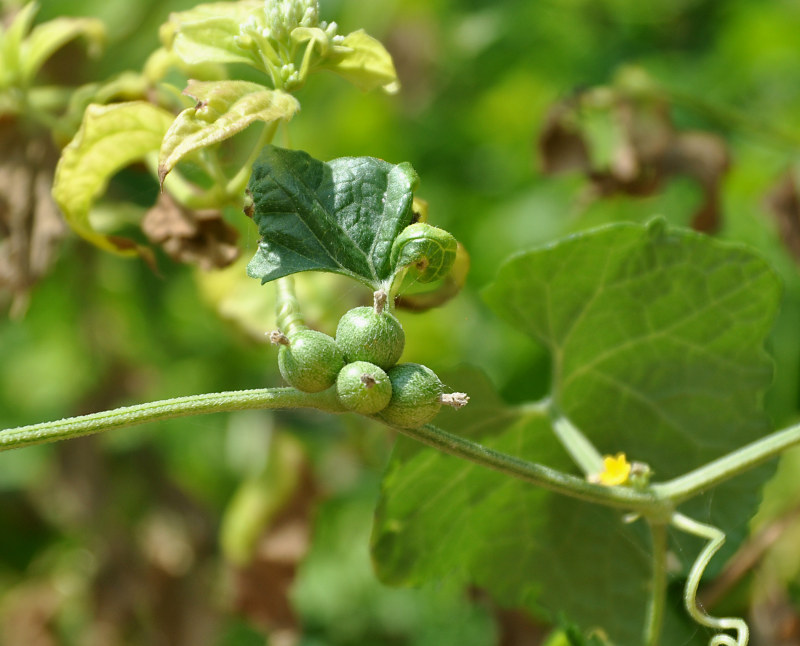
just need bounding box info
[590,453,632,486]
[336,361,392,414]
[373,289,388,314]
[269,330,290,346]
[440,392,469,409]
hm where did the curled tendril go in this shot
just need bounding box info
[390,223,458,283]
[671,513,749,646]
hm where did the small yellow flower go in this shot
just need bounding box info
[596,453,631,486]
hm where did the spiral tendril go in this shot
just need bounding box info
[671,513,749,646]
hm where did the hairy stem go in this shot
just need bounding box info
[275,276,306,335]
[0,395,665,513]
[399,423,665,512]
[0,388,345,452]
[643,520,669,646]
[653,421,800,503]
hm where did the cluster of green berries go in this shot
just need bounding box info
[270,290,468,428]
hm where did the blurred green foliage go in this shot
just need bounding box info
[3,0,800,644]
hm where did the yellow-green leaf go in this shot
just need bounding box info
[322,29,399,93]
[0,2,38,88]
[20,16,105,84]
[158,80,300,185]
[162,2,261,68]
[53,101,174,255]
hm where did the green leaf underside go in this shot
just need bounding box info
[247,146,418,288]
[158,81,299,184]
[53,101,175,254]
[372,222,780,643]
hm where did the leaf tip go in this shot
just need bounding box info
[158,164,169,188]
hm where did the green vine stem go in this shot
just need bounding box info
[397,423,662,512]
[550,411,604,476]
[275,276,306,335]
[0,388,345,452]
[653,421,800,503]
[643,520,669,646]
[671,513,749,646]
[0,394,664,512]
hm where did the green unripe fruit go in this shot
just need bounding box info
[379,363,444,429]
[335,304,405,370]
[336,361,393,414]
[275,329,345,393]
[390,222,458,283]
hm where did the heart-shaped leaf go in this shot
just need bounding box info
[246,146,419,289]
[372,221,781,643]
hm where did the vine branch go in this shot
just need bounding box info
[0,393,664,512]
[0,388,345,452]
[653,421,800,503]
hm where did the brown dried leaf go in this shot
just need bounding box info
[751,578,800,646]
[0,118,66,316]
[766,171,800,263]
[0,582,60,646]
[142,192,239,270]
[662,131,729,232]
[538,101,591,175]
[538,84,730,233]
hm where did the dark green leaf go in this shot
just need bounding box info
[246,146,419,289]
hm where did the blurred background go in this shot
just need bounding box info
[3,0,800,644]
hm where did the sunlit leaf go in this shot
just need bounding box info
[163,2,261,69]
[53,101,174,255]
[158,80,299,185]
[322,29,399,93]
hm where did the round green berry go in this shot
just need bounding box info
[335,306,405,370]
[336,361,393,414]
[276,329,345,393]
[379,363,444,428]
